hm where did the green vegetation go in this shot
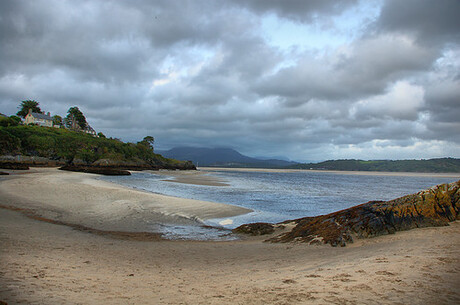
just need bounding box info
[291,158,460,173]
[0,115,21,127]
[0,125,193,169]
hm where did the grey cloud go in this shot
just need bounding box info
[424,79,460,122]
[0,1,157,83]
[422,79,460,143]
[375,0,460,46]
[0,0,236,83]
[230,0,358,22]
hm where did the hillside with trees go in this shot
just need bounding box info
[290,158,460,173]
[0,124,194,170]
[1,99,195,171]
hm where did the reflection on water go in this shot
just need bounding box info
[100,170,457,240]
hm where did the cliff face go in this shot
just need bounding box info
[234,180,460,246]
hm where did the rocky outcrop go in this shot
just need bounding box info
[234,180,460,247]
[0,155,65,167]
[0,162,29,170]
[91,158,151,170]
[59,165,131,176]
[0,155,196,171]
[91,158,196,171]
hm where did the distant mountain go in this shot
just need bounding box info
[158,147,299,168]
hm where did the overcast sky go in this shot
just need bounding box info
[1,0,459,161]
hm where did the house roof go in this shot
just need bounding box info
[30,112,52,120]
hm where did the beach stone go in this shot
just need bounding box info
[238,180,460,247]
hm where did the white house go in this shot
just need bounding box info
[24,109,53,127]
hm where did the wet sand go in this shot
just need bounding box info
[154,170,230,186]
[0,168,459,304]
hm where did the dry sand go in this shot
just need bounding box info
[1,169,459,304]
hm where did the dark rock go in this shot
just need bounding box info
[237,180,460,247]
[59,165,131,176]
[0,155,196,171]
[0,162,29,170]
[233,222,275,236]
[0,171,8,175]
[92,159,196,171]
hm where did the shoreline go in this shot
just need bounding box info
[200,167,460,178]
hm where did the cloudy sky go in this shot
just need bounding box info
[1,0,459,161]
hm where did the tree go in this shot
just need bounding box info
[138,136,155,150]
[97,132,106,138]
[52,115,63,127]
[65,107,87,130]
[17,100,42,118]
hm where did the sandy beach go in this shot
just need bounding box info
[0,168,249,233]
[1,168,459,304]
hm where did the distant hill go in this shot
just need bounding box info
[290,158,460,173]
[158,147,298,168]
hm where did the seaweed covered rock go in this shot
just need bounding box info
[270,180,459,246]
[233,222,275,236]
[237,180,460,247]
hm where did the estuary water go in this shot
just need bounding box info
[99,169,458,240]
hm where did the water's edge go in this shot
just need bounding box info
[98,170,457,240]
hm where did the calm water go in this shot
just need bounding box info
[99,170,457,240]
